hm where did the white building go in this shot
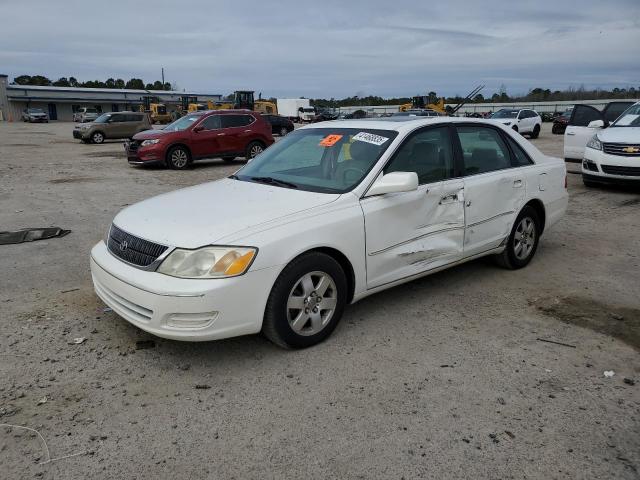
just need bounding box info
[0,74,222,122]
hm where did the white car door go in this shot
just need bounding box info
[564,105,604,160]
[517,111,529,133]
[361,126,465,289]
[455,124,526,256]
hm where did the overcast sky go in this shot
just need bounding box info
[1,0,638,98]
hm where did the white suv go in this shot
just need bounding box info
[490,108,542,138]
[581,102,640,187]
[73,107,99,123]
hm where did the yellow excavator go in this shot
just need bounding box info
[399,86,485,115]
[140,96,172,124]
[206,91,278,114]
[399,94,446,114]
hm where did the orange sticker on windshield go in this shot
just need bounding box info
[319,134,343,147]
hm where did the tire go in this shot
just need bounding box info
[262,252,347,349]
[494,205,541,270]
[166,146,191,170]
[245,141,265,160]
[530,124,540,139]
[279,126,288,136]
[91,131,105,144]
[222,156,236,162]
[512,125,519,133]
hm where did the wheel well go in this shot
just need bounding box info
[309,247,356,304]
[166,143,192,160]
[524,199,546,234]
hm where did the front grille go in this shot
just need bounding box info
[107,224,168,267]
[602,143,640,157]
[126,140,140,153]
[601,165,640,177]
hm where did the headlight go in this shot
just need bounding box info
[586,135,602,151]
[141,139,160,146]
[157,246,257,279]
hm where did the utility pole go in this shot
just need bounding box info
[161,67,165,86]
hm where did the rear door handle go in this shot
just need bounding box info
[217,133,225,136]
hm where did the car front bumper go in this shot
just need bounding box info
[125,142,165,164]
[582,148,640,184]
[90,241,280,341]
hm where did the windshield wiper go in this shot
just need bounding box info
[250,176,298,189]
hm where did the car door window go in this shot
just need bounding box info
[602,102,634,123]
[221,114,254,128]
[384,126,454,184]
[200,115,221,130]
[457,126,512,175]
[569,105,602,126]
[505,135,534,166]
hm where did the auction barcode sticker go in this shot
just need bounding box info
[352,132,389,146]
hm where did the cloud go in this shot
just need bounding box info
[0,0,638,98]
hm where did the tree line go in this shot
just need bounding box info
[310,85,640,109]
[11,75,173,91]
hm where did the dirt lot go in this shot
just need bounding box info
[1,121,639,479]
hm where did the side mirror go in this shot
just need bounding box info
[366,172,419,197]
[588,119,605,128]
[193,125,204,132]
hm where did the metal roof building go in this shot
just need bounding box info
[0,74,222,121]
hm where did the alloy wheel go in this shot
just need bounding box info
[171,149,188,168]
[286,271,338,336]
[514,217,536,260]
[250,144,263,158]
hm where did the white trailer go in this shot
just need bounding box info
[276,98,313,121]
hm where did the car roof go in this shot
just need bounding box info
[300,117,511,133]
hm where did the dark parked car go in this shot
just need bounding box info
[312,111,339,122]
[126,110,274,169]
[21,108,49,123]
[552,109,572,134]
[262,114,294,136]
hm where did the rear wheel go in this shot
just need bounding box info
[279,126,288,136]
[91,131,105,144]
[166,146,190,169]
[512,125,519,133]
[262,252,347,349]
[494,206,540,269]
[245,141,265,160]
[530,124,540,139]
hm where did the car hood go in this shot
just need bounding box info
[112,178,341,248]
[495,119,516,124]
[597,127,640,143]
[133,129,172,140]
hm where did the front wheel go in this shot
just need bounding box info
[494,206,541,269]
[530,124,540,139]
[279,126,288,136]
[166,146,190,169]
[91,131,105,144]
[262,252,347,349]
[245,141,265,160]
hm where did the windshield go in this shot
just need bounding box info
[94,113,111,123]
[85,108,98,113]
[560,110,572,119]
[27,108,44,113]
[163,114,202,131]
[235,128,399,193]
[491,109,519,119]
[612,104,640,127]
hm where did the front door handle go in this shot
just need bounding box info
[439,194,458,204]
[513,179,523,188]
[566,132,576,136]
[217,133,225,136]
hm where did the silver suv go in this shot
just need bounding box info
[73,107,99,123]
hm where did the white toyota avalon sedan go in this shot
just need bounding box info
[90,117,568,348]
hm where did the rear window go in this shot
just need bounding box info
[221,114,255,128]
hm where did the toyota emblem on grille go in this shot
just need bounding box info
[119,240,128,252]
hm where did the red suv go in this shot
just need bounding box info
[126,110,274,169]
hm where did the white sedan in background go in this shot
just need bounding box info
[90,117,567,349]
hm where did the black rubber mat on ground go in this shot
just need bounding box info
[0,227,71,245]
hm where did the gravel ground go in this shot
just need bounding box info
[0,121,639,479]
